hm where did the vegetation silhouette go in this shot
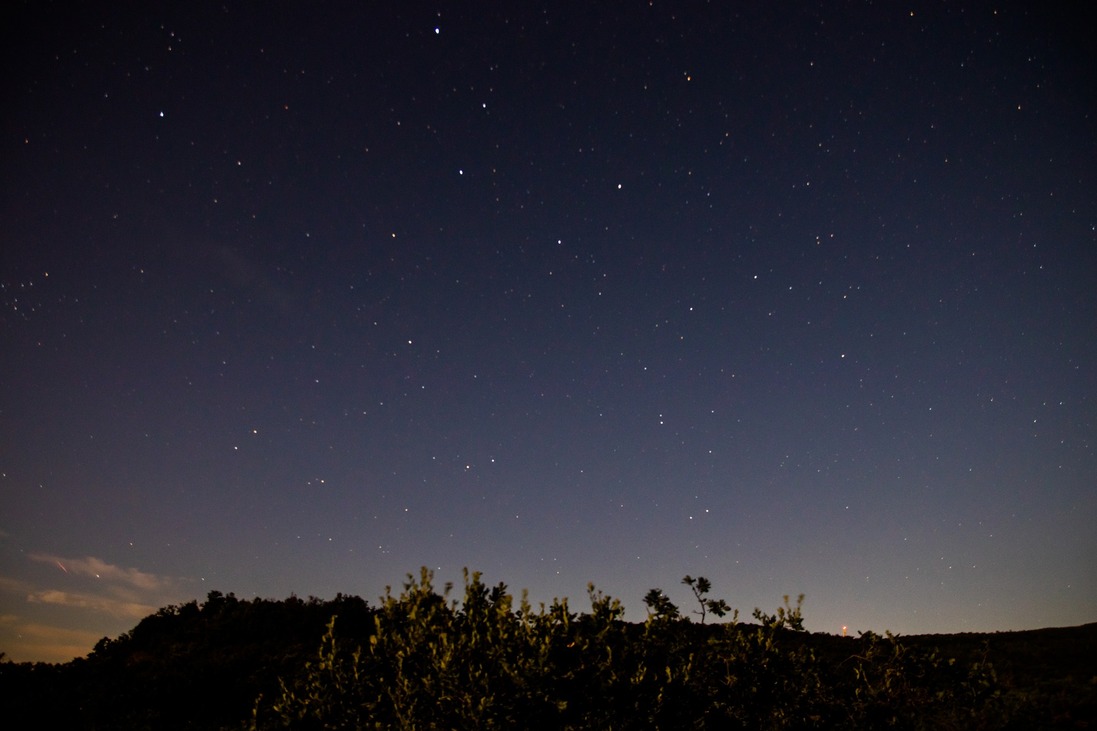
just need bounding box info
[1,567,1093,729]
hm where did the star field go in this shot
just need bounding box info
[1,2,1095,662]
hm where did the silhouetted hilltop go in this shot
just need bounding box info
[2,581,1094,730]
[1,591,377,729]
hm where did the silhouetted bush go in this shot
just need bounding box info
[249,569,1006,730]
[3,568,1093,729]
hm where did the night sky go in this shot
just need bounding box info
[2,2,1095,663]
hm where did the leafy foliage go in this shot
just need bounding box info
[682,575,734,624]
[642,588,679,621]
[249,571,1009,730]
[2,569,1092,729]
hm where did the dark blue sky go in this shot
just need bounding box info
[2,1,1095,662]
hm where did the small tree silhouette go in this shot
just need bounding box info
[681,575,732,624]
[642,588,679,620]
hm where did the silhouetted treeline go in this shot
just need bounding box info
[2,590,376,729]
[1,570,1094,729]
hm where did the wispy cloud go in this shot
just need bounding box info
[0,554,192,662]
[25,588,158,620]
[0,576,33,595]
[28,553,170,592]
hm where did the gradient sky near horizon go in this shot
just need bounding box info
[2,1,1095,662]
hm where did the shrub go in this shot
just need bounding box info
[249,569,1005,730]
